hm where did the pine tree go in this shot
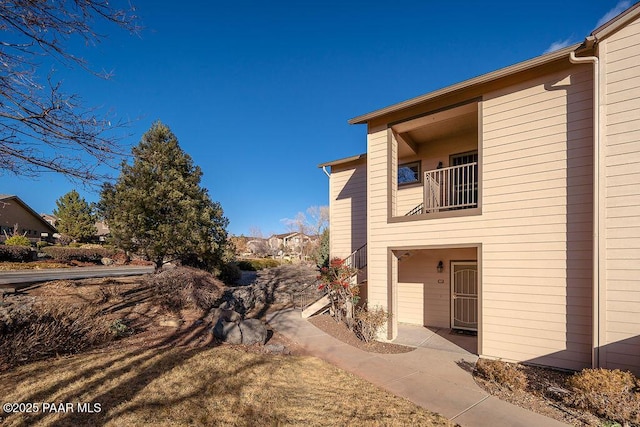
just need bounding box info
[100,121,229,272]
[53,190,96,243]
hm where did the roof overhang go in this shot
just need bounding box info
[348,43,582,125]
[318,153,367,169]
[591,2,640,41]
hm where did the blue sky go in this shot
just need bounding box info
[2,1,630,236]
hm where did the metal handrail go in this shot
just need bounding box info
[343,243,367,270]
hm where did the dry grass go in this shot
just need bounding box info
[0,299,112,370]
[0,346,452,427]
[475,358,528,391]
[564,368,640,425]
[0,261,70,271]
[145,266,224,314]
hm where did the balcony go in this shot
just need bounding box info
[406,162,478,216]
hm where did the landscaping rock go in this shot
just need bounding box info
[159,318,182,328]
[206,307,242,324]
[238,319,268,345]
[212,319,243,344]
[211,317,268,345]
[218,264,323,316]
[264,343,288,354]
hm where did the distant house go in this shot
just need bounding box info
[268,232,318,258]
[320,3,640,375]
[0,195,57,243]
[246,238,270,256]
[94,220,110,242]
[41,213,58,228]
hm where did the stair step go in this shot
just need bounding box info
[301,295,331,319]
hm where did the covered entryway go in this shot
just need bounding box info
[451,261,478,331]
[393,246,479,354]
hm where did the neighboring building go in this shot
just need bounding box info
[41,213,59,228]
[320,4,640,374]
[95,220,110,242]
[246,238,270,256]
[0,195,57,243]
[268,232,318,258]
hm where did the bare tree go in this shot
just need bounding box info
[0,0,138,181]
[247,226,271,257]
[306,205,329,236]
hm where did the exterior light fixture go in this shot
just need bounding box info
[437,261,444,273]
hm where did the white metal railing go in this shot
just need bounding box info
[424,162,478,212]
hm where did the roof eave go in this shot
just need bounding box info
[591,2,640,41]
[318,153,367,168]
[348,43,582,125]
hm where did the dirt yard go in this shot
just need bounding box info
[0,266,452,426]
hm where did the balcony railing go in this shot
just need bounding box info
[406,162,478,215]
[424,162,478,212]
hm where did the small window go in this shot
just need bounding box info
[398,161,421,186]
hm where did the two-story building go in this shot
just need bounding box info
[321,4,640,374]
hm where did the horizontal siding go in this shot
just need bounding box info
[363,65,593,371]
[602,15,640,375]
[329,162,367,260]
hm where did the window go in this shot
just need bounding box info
[398,161,421,186]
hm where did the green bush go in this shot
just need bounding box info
[4,235,31,246]
[41,246,116,263]
[238,258,281,271]
[36,241,50,250]
[0,245,34,262]
[218,262,242,285]
[237,260,256,271]
[109,319,132,338]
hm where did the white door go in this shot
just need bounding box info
[451,262,478,331]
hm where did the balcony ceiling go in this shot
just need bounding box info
[393,102,478,157]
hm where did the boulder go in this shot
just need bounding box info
[101,257,114,266]
[207,307,242,324]
[238,319,268,345]
[212,319,243,344]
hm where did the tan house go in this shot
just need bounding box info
[320,4,640,375]
[0,195,57,243]
[268,232,317,258]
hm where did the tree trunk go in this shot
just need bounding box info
[154,258,164,273]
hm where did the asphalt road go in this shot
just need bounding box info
[0,265,155,288]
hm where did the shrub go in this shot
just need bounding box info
[219,262,242,285]
[475,359,528,391]
[0,299,112,371]
[237,258,281,271]
[146,266,224,313]
[318,257,358,326]
[109,318,132,337]
[237,260,256,271]
[36,241,50,250]
[41,246,116,263]
[97,284,124,304]
[0,245,34,262]
[354,305,388,343]
[563,368,640,424]
[4,235,31,246]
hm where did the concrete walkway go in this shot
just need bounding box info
[267,309,569,427]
